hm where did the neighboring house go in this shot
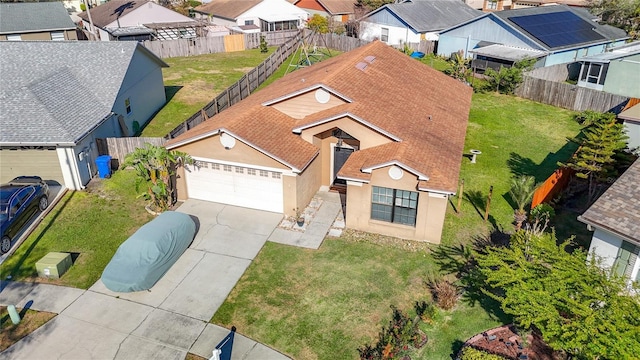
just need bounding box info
[291,0,355,23]
[482,0,587,12]
[0,2,78,41]
[576,41,640,98]
[78,0,203,41]
[0,42,168,190]
[618,100,640,151]
[359,0,482,44]
[165,41,472,244]
[193,0,308,33]
[578,158,640,286]
[438,5,628,72]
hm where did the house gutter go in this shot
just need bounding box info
[577,215,640,247]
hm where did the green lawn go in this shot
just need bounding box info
[1,170,153,289]
[141,48,277,137]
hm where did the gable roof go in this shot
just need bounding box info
[365,0,482,33]
[78,0,147,28]
[195,0,261,20]
[167,41,472,193]
[492,5,628,51]
[0,41,168,146]
[578,159,640,246]
[0,2,76,35]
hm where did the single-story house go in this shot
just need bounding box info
[438,5,628,71]
[291,0,355,23]
[165,41,472,244]
[578,158,640,286]
[0,2,78,41]
[193,0,308,33]
[78,0,203,41]
[576,41,640,98]
[0,41,168,190]
[359,0,482,44]
[618,100,640,151]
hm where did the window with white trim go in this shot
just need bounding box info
[260,170,269,177]
[223,165,232,172]
[125,98,132,114]
[212,163,220,170]
[371,186,418,226]
[380,28,389,42]
[579,61,608,85]
[235,167,244,174]
[7,34,21,41]
[247,168,256,175]
[272,172,281,179]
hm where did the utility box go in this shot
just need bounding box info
[36,252,72,279]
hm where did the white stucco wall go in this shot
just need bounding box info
[625,121,640,151]
[588,228,623,269]
[359,21,422,45]
[107,2,194,28]
[237,0,308,27]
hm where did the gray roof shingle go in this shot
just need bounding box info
[579,159,640,245]
[0,2,76,34]
[0,41,149,145]
[369,0,483,33]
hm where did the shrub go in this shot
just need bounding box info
[458,346,505,360]
[259,36,268,53]
[530,203,555,224]
[430,279,459,310]
[358,305,424,359]
[414,300,437,323]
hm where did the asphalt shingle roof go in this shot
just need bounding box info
[579,159,640,246]
[369,0,482,33]
[78,0,147,28]
[0,2,76,34]
[166,41,472,193]
[195,0,261,20]
[0,41,151,145]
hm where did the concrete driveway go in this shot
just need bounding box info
[1,200,288,360]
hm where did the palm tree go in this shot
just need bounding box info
[509,175,537,231]
[121,143,194,212]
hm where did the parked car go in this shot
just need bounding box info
[0,176,50,254]
[101,211,196,292]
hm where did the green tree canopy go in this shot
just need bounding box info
[475,230,640,359]
[355,0,395,11]
[588,0,640,39]
[307,14,329,34]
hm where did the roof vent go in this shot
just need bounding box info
[364,55,376,64]
[355,62,368,71]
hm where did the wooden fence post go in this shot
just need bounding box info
[484,185,493,222]
[457,179,464,214]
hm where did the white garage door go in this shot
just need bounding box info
[185,160,284,213]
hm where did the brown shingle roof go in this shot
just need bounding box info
[578,159,640,245]
[78,0,147,28]
[166,41,472,193]
[318,0,355,15]
[194,0,261,20]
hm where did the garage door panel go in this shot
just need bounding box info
[0,149,64,185]
[185,161,283,213]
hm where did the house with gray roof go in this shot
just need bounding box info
[438,4,628,71]
[576,41,640,98]
[0,41,168,190]
[579,158,640,287]
[358,0,482,45]
[0,2,78,41]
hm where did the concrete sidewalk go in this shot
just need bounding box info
[1,201,290,360]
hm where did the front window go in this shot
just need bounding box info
[371,186,418,226]
[125,98,132,114]
[244,20,254,26]
[486,0,497,9]
[380,28,389,42]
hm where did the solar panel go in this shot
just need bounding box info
[509,11,605,49]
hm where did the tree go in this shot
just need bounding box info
[559,111,628,203]
[445,51,471,82]
[121,143,194,212]
[355,0,395,11]
[483,58,535,94]
[588,0,640,39]
[307,14,329,34]
[259,35,268,53]
[475,230,640,359]
[508,175,537,231]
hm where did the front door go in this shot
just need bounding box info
[333,147,354,185]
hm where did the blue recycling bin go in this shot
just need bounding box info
[96,155,112,178]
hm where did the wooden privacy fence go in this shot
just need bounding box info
[141,30,300,58]
[98,137,166,167]
[165,32,301,140]
[515,76,629,113]
[531,167,575,208]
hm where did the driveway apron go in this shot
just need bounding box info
[1,200,287,360]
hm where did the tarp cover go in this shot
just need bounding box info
[101,211,196,292]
